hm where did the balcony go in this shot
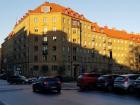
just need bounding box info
[42,50,48,55]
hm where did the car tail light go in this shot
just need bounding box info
[124,77,128,87]
[44,81,48,85]
[124,77,128,83]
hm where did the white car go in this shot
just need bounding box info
[114,74,140,92]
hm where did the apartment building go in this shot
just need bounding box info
[1,2,140,78]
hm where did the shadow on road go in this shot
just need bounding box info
[32,91,61,96]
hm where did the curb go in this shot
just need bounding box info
[62,88,79,90]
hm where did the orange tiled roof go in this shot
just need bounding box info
[14,2,92,27]
[91,23,101,32]
[33,2,92,22]
[92,23,140,43]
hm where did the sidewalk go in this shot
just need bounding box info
[0,80,8,86]
[0,80,79,90]
[0,80,29,92]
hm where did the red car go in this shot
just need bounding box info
[77,73,100,90]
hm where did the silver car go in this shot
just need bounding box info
[114,74,140,92]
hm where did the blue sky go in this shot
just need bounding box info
[0,0,140,45]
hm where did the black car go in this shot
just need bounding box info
[0,73,8,80]
[134,76,140,92]
[32,77,61,93]
[7,75,28,84]
[97,74,119,91]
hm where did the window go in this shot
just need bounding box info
[34,27,38,32]
[52,17,56,22]
[34,46,38,51]
[72,29,76,34]
[118,40,120,43]
[63,18,66,23]
[53,36,57,41]
[52,65,58,71]
[52,46,56,51]
[73,39,76,42]
[14,40,17,44]
[41,65,48,72]
[52,55,56,61]
[67,47,70,52]
[43,17,47,23]
[34,17,38,23]
[43,46,48,51]
[43,46,48,55]
[33,65,39,71]
[68,19,71,24]
[43,27,47,33]
[42,6,51,13]
[63,46,65,51]
[52,27,56,31]
[91,52,94,58]
[68,56,71,62]
[34,56,38,62]
[43,56,47,61]
[108,42,112,46]
[73,56,76,61]
[73,47,77,53]
[43,36,48,42]
[88,25,90,29]
[109,50,112,59]
[34,36,38,42]
[23,52,26,57]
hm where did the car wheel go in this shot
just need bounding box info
[80,86,86,91]
[57,88,61,93]
[128,86,134,93]
[107,86,113,92]
[22,81,25,85]
[32,87,37,92]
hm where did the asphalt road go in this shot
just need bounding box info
[0,80,140,105]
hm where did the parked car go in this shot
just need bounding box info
[134,76,140,92]
[0,73,8,80]
[55,75,63,83]
[114,74,140,93]
[27,78,38,84]
[77,73,100,90]
[7,75,28,84]
[97,74,119,91]
[32,77,61,93]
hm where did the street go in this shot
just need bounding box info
[0,80,140,105]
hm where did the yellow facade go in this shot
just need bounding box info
[2,2,140,77]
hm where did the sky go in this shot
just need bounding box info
[0,0,140,46]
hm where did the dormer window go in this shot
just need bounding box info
[42,6,51,13]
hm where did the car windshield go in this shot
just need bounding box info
[137,77,140,80]
[98,76,107,80]
[115,76,125,81]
